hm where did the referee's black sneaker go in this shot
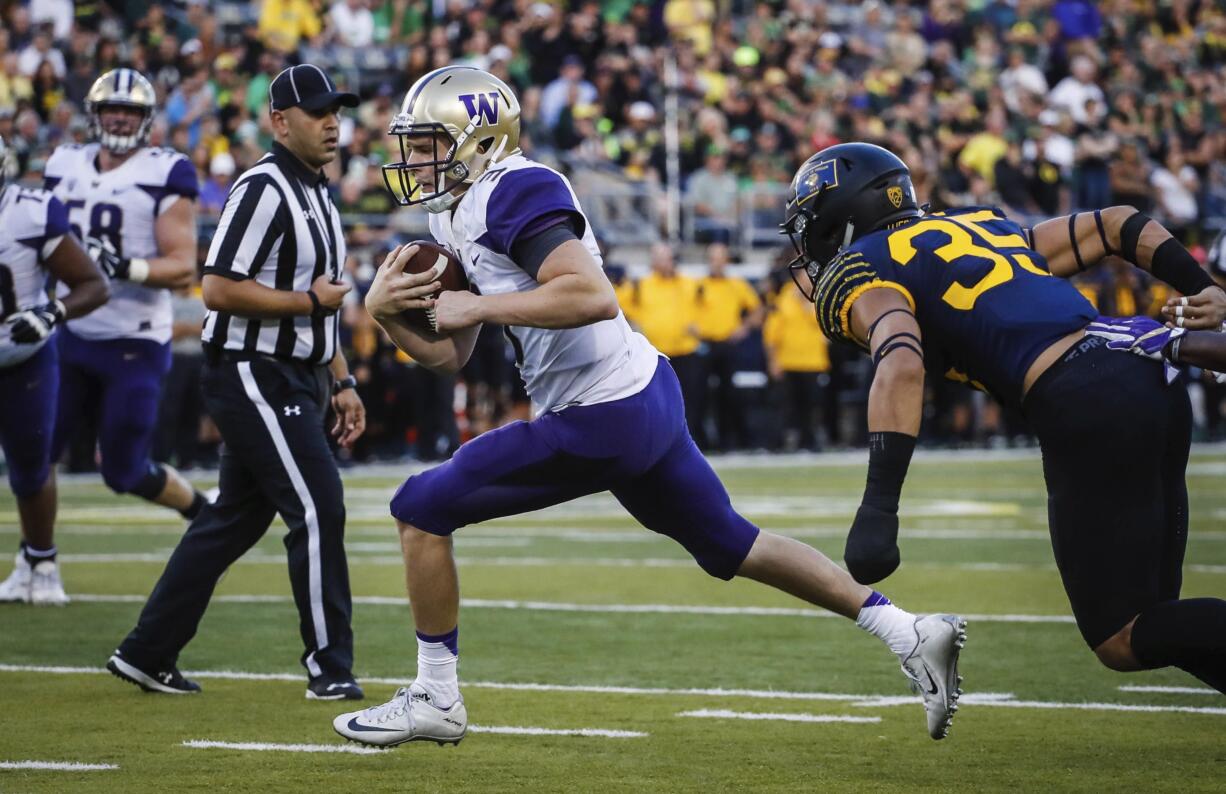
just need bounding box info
[107,652,201,694]
[307,673,364,701]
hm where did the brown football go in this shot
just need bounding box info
[397,240,469,332]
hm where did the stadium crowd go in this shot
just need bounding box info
[3,0,1226,469]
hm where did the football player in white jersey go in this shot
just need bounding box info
[334,67,967,746]
[43,68,209,524]
[0,135,109,604]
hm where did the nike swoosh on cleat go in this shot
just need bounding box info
[346,718,400,733]
[924,669,940,696]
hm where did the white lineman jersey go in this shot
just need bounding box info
[0,184,69,367]
[45,143,198,343]
[428,154,659,414]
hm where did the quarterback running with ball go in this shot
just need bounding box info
[332,67,967,747]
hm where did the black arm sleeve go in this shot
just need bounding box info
[509,215,582,279]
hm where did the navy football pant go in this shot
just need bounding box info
[52,328,171,494]
[0,342,59,497]
[1025,336,1192,648]
[391,357,760,579]
[119,355,353,677]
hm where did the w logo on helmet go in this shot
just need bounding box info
[458,92,501,126]
[887,186,904,208]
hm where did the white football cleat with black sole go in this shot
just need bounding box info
[900,613,967,740]
[0,554,32,603]
[333,682,466,747]
[30,560,69,606]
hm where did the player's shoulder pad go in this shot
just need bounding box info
[476,164,584,255]
[43,143,90,181]
[814,247,912,349]
[2,185,69,249]
[137,147,199,200]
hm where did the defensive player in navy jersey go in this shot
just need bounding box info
[333,67,967,747]
[0,136,109,604]
[42,70,208,531]
[782,142,1226,693]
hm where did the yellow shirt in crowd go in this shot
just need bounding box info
[695,275,761,342]
[621,272,701,357]
[764,285,830,373]
[259,0,322,52]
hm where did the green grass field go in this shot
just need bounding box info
[2,449,1225,792]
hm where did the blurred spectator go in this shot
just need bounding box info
[330,0,375,49]
[696,244,764,451]
[1109,138,1153,212]
[764,280,831,452]
[17,26,65,79]
[1047,55,1105,126]
[687,147,738,244]
[540,54,597,131]
[1150,147,1200,235]
[622,244,704,444]
[260,0,323,53]
[165,66,216,150]
[31,0,73,43]
[200,152,236,216]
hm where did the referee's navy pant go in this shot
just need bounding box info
[119,352,354,679]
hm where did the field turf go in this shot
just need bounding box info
[1,448,1225,792]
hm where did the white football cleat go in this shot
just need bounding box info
[899,613,966,740]
[30,560,69,606]
[333,682,467,747]
[0,553,32,603]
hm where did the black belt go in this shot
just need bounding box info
[1059,333,1106,364]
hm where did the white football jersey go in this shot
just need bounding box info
[0,184,69,367]
[429,153,659,415]
[45,143,198,343]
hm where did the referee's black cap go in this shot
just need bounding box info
[269,65,359,112]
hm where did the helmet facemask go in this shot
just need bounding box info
[382,116,509,214]
[91,103,154,155]
[782,183,852,301]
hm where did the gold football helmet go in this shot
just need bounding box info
[85,68,157,154]
[383,66,521,213]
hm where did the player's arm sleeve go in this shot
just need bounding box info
[814,251,915,350]
[203,175,285,281]
[42,147,66,191]
[477,168,587,278]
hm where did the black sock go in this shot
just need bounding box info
[180,491,207,521]
[22,543,57,567]
[1131,598,1226,694]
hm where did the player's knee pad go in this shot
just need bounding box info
[106,461,167,498]
[389,475,455,536]
[678,506,760,581]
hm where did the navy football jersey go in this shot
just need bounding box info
[814,207,1096,405]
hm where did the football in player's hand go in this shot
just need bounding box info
[398,240,469,332]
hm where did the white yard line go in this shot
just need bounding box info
[3,663,1222,718]
[677,709,880,724]
[65,592,1079,624]
[469,726,646,738]
[184,740,384,755]
[0,760,118,771]
[1118,685,1217,695]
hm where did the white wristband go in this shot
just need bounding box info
[127,258,150,283]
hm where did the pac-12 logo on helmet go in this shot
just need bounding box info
[86,68,157,155]
[382,66,522,214]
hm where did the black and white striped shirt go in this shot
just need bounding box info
[202,142,344,364]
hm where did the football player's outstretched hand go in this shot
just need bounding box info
[1162,286,1226,330]
[844,505,900,585]
[1085,315,1183,361]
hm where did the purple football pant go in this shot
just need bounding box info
[391,357,760,579]
[0,342,59,498]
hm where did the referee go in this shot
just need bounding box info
[108,65,366,701]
